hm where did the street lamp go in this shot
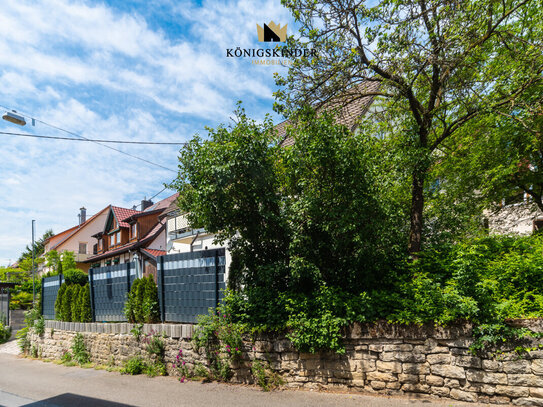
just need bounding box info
[32,220,36,305]
[2,111,26,126]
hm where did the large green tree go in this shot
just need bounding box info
[276,0,543,254]
[171,107,403,327]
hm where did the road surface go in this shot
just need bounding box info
[0,349,494,407]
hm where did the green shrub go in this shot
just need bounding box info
[55,283,66,320]
[71,285,81,322]
[63,268,88,285]
[124,276,160,323]
[79,284,92,322]
[61,285,73,322]
[0,323,11,344]
[121,356,145,375]
[34,316,45,336]
[71,333,90,365]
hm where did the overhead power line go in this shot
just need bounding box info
[0,104,183,173]
[0,131,187,145]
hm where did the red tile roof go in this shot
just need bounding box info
[142,249,166,259]
[111,206,140,228]
[279,81,380,147]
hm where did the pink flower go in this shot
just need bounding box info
[235,348,239,352]
[179,377,185,383]
[182,361,186,366]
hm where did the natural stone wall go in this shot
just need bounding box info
[29,320,543,405]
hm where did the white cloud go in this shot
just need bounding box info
[0,0,292,264]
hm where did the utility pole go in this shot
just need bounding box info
[32,219,35,305]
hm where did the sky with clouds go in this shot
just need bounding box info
[0,0,295,266]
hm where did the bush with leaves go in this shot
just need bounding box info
[124,276,160,323]
[0,323,11,344]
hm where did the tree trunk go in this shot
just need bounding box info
[408,172,425,257]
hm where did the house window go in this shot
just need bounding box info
[113,257,120,264]
[110,234,115,247]
[131,223,137,239]
[79,242,87,255]
[116,231,121,245]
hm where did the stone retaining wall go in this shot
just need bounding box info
[28,320,543,406]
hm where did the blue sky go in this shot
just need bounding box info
[0,0,295,266]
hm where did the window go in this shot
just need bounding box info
[116,231,121,245]
[113,257,120,264]
[131,223,137,239]
[110,234,115,246]
[78,242,87,255]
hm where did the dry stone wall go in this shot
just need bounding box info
[29,320,543,406]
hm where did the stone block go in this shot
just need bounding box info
[398,374,419,384]
[425,375,444,387]
[450,389,478,402]
[403,363,430,375]
[394,352,426,363]
[431,364,465,379]
[427,354,451,364]
[383,344,413,352]
[358,359,376,372]
[368,344,383,352]
[273,339,292,353]
[431,386,450,397]
[495,385,530,398]
[370,381,386,390]
[366,371,397,382]
[386,381,402,390]
[482,359,501,371]
[455,355,482,369]
[503,360,531,374]
[401,383,430,393]
[379,352,395,362]
[376,361,402,373]
[466,370,508,385]
[532,360,543,375]
[444,378,460,388]
[513,398,543,406]
[281,352,299,361]
[531,387,543,398]
[508,374,543,387]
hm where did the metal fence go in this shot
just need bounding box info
[41,275,64,320]
[40,248,226,323]
[158,248,226,323]
[89,262,136,322]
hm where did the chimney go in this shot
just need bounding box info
[79,207,87,224]
[141,198,153,211]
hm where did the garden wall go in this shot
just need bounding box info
[29,320,543,406]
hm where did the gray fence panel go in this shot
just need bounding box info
[42,275,64,320]
[89,263,135,322]
[0,289,9,325]
[158,248,226,323]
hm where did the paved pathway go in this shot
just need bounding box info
[0,339,20,355]
[0,353,498,407]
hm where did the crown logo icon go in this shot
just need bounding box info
[257,21,287,42]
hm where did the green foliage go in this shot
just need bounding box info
[121,356,145,375]
[34,316,45,336]
[131,323,143,342]
[0,323,11,344]
[124,276,160,323]
[55,283,91,322]
[71,333,90,365]
[10,291,33,310]
[143,360,167,377]
[55,283,66,320]
[63,268,87,285]
[79,284,92,322]
[61,285,73,322]
[17,307,41,353]
[144,333,165,360]
[251,360,284,391]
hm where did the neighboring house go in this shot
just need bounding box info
[486,198,543,235]
[39,207,109,276]
[84,194,178,280]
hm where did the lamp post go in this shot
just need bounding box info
[32,219,35,305]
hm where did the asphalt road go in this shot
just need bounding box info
[0,352,495,407]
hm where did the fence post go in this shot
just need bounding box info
[158,256,165,322]
[89,268,96,322]
[215,250,219,308]
[40,277,44,316]
[126,262,131,297]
